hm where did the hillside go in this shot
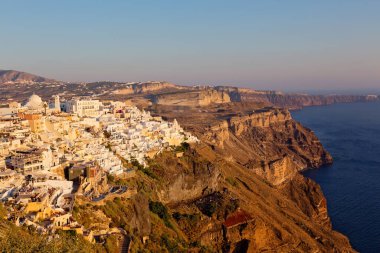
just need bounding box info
[0,70,57,84]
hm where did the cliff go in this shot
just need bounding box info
[152,89,231,106]
[214,86,378,109]
[151,148,220,203]
[280,174,332,229]
[200,108,332,186]
[239,91,377,109]
[112,82,179,95]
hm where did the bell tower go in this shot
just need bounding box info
[54,95,61,112]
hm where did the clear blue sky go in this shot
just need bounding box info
[1,0,379,91]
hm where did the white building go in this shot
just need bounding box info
[49,95,61,112]
[64,98,103,117]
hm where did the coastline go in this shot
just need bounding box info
[293,101,380,252]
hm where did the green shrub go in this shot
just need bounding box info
[140,167,158,180]
[174,142,190,152]
[149,201,172,228]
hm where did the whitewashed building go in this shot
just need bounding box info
[64,98,103,117]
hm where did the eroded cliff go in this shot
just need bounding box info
[201,108,332,186]
[239,91,377,109]
[152,89,231,106]
[112,82,179,95]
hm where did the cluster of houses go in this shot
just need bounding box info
[102,105,197,166]
[0,93,197,242]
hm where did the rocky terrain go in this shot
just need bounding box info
[152,89,231,106]
[112,82,180,95]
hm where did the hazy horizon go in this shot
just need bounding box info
[1,0,380,91]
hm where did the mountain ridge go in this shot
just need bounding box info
[0,69,57,84]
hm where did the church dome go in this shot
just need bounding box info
[25,94,44,110]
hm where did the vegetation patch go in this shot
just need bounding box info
[174,142,190,152]
[149,201,173,228]
[139,167,159,180]
[196,192,240,219]
[98,198,131,230]
[131,159,159,180]
[106,174,129,186]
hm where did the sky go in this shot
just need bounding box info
[1,0,380,91]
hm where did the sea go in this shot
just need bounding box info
[292,101,380,253]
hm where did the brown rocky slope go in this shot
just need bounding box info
[137,143,353,252]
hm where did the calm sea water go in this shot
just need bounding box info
[292,102,380,253]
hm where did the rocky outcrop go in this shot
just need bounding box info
[252,156,300,186]
[229,108,292,135]
[112,82,179,95]
[281,174,332,229]
[152,89,231,106]
[201,108,332,186]
[203,108,291,147]
[150,148,221,203]
[127,193,152,236]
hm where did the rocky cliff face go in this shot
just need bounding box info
[112,82,179,95]
[229,108,292,135]
[253,156,300,186]
[239,92,377,109]
[200,108,332,186]
[151,148,220,203]
[281,174,332,229]
[143,143,353,252]
[214,86,378,108]
[152,89,231,106]
[203,109,291,147]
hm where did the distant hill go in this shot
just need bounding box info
[0,70,57,84]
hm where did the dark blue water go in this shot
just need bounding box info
[292,102,380,253]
